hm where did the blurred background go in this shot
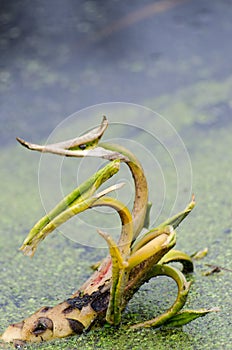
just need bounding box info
[1,0,232,144]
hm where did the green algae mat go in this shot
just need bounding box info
[0,78,232,349]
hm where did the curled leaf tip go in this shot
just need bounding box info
[96,182,125,199]
[19,244,35,257]
[192,247,208,260]
[16,137,30,149]
[188,194,196,210]
[101,115,108,125]
[163,307,220,328]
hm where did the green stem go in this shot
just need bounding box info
[131,196,195,254]
[131,264,191,329]
[93,196,133,258]
[159,249,194,273]
[158,196,195,230]
[17,117,149,241]
[99,142,148,240]
[98,230,129,325]
[20,160,120,256]
[91,197,133,325]
[128,229,175,270]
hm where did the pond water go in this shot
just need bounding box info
[0,1,232,349]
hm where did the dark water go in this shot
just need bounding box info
[1,0,232,145]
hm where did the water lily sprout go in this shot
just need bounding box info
[1,117,216,347]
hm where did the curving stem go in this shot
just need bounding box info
[131,264,191,329]
[1,195,133,344]
[16,116,149,240]
[159,249,194,274]
[20,159,121,256]
[79,196,133,326]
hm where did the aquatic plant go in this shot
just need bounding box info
[1,117,215,347]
